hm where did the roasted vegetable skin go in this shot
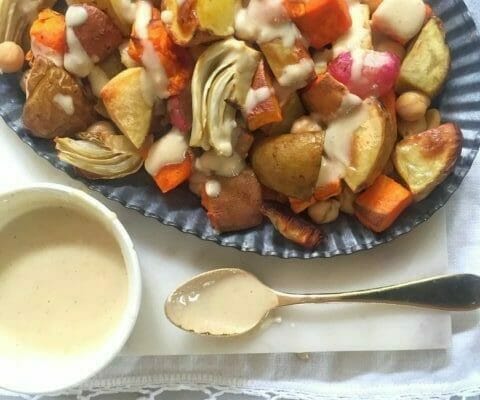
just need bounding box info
[396,18,450,97]
[393,123,462,201]
[260,202,323,249]
[252,131,325,200]
[23,57,95,139]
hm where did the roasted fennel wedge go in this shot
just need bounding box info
[55,122,143,179]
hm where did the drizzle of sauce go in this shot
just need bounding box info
[324,101,369,169]
[64,6,94,78]
[53,94,75,115]
[160,10,174,24]
[166,270,279,336]
[205,180,221,198]
[195,151,245,178]
[333,2,371,57]
[234,0,300,48]
[134,1,170,99]
[144,129,188,176]
[278,58,315,89]
[0,207,128,357]
[244,87,272,114]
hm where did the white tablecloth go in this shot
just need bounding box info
[1,0,480,397]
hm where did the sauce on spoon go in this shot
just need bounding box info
[165,269,279,336]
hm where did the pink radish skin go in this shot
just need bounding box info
[167,90,193,133]
[328,50,400,99]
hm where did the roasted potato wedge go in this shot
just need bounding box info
[196,0,235,37]
[101,67,153,148]
[259,39,315,90]
[252,131,325,200]
[345,97,397,193]
[396,18,450,97]
[393,123,462,201]
[23,57,96,139]
[161,0,198,46]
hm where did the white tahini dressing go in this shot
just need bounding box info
[205,180,222,198]
[0,207,128,357]
[165,269,279,336]
[316,156,345,187]
[245,87,272,114]
[234,0,301,48]
[160,10,174,24]
[278,58,315,89]
[145,129,188,176]
[53,94,75,115]
[333,2,371,57]
[324,101,369,169]
[64,6,95,78]
[135,1,170,99]
[337,92,362,116]
[195,151,245,178]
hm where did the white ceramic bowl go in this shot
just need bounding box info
[0,183,142,394]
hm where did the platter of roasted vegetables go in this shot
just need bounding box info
[0,0,479,257]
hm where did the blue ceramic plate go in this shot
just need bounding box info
[1,0,479,258]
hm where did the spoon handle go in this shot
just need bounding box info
[276,274,480,311]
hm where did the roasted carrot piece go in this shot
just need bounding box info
[301,73,349,122]
[154,153,193,193]
[261,202,323,248]
[247,60,282,131]
[30,9,66,54]
[354,175,413,233]
[284,0,352,49]
[289,196,316,214]
[314,180,342,201]
[289,180,342,213]
[129,8,193,96]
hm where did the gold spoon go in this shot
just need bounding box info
[165,268,480,337]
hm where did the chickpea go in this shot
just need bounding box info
[0,41,25,74]
[308,199,340,224]
[291,116,323,134]
[396,91,431,122]
[426,108,442,129]
[338,186,356,215]
[376,39,406,61]
[398,116,427,138]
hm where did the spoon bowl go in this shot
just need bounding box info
[165,268,480,337]
[165,268,279,336]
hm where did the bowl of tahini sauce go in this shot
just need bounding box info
[0,184,141,394]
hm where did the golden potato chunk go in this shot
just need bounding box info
[345,98,397,193]
[393,123,462,201]
[101,67,153,149]
[252,131,325,200]
[396,18,450,97]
